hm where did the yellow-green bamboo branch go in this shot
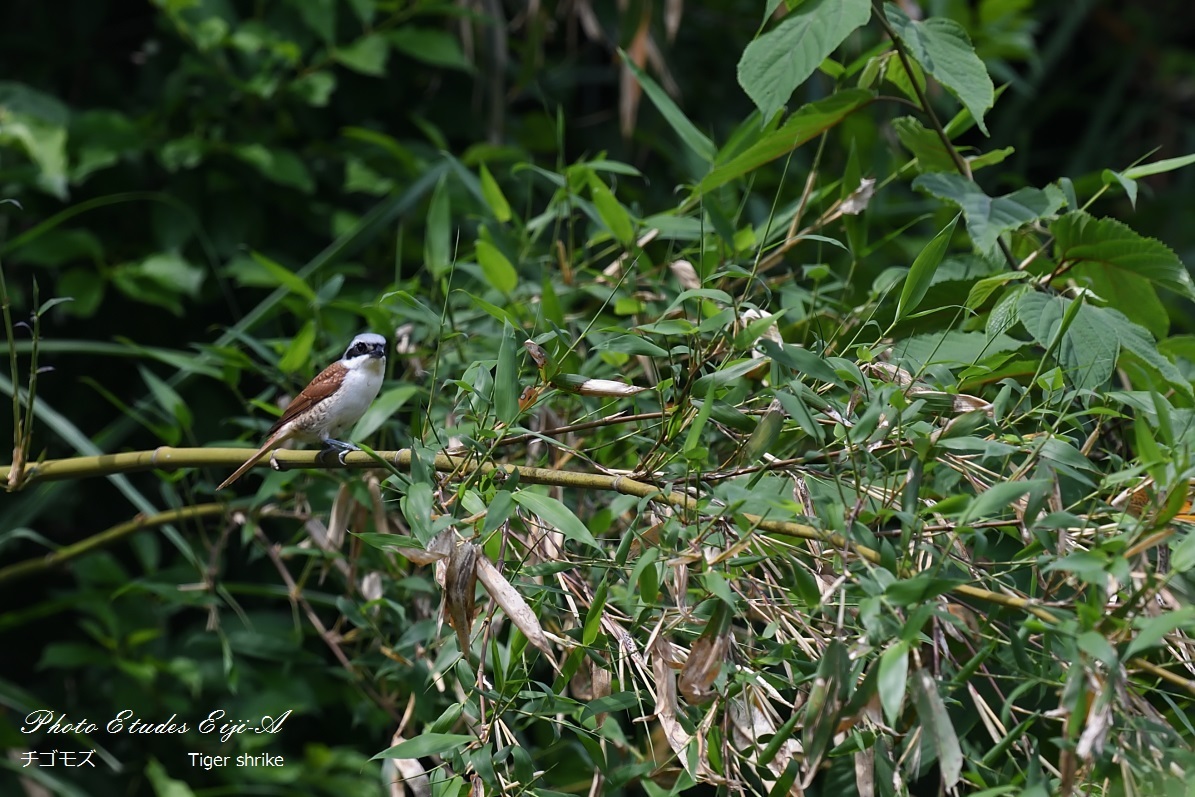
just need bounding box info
[0,503,227,584]
[3,447,1191,696]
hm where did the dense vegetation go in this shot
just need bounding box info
[3,1,1195,795]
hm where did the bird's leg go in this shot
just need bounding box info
[318,437,361,466]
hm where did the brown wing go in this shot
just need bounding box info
[267,360,347,435]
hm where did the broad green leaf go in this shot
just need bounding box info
[337,33,390,75]
[1101,306,1193,399]
[622,53,715,163]
[885,4,994,135]
[475,240,517,293]
[1018,293,1118,392]
[736,0,871,122]
[892,116,956,173]
[513,491,601,551]
[1069,263,1167,339]
[896,213,959,320]
[697,90,872,195]
[912,669,963,787]
[878,642,909,726]
[913,173,1064,254]
[478,163,512,222]
[373,733,475,759]
[684,380,717,460]
[1051,212,1195,301]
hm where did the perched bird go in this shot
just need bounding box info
[217,332,388,490]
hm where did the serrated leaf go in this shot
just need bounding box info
[736,0,871,122]
[885,4,994,135]
[892,116,956,173]
[1051,212,1195,300]
[1018,293,1118,392]
[914,173,1064,254]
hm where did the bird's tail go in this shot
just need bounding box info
[217,434,284,491]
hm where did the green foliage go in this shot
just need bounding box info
[3,1,1195,797]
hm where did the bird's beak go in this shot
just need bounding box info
[370,348,385,359]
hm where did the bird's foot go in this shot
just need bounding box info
[319,438,360,466]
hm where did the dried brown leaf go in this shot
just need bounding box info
[476,555,553,656]
[444,542,479,656]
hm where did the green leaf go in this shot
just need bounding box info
[885,4,994,135]
[424,175,452,278]
[736,0,871,122]
[476,240,517,294]
[1122,152,1195,179]
[494,324,519,424]
[965,272,1028,310]
[139,366,191,429]
[387,28,472,71]
[478,163,512,223]
[1124,607,1195,658]
[896,213,959,321]
[587,174,634,244]
[373,733,475,759]
[250,251,317,302]
[697,90,872,195]
[1018,293,1117,392]
[957,479,1051,526]
[878,642,909,726]
[599,335,669,357]
[912,669,963,788]
[913,173,1064,254]
[512,491,601,552]
[277,320,317,374]
[231,144,314,193]
[336,34,390,76]
[354,385,418,440]
[892,116,956,173]
[1051,212,1195,301]
[621,54,715,163]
